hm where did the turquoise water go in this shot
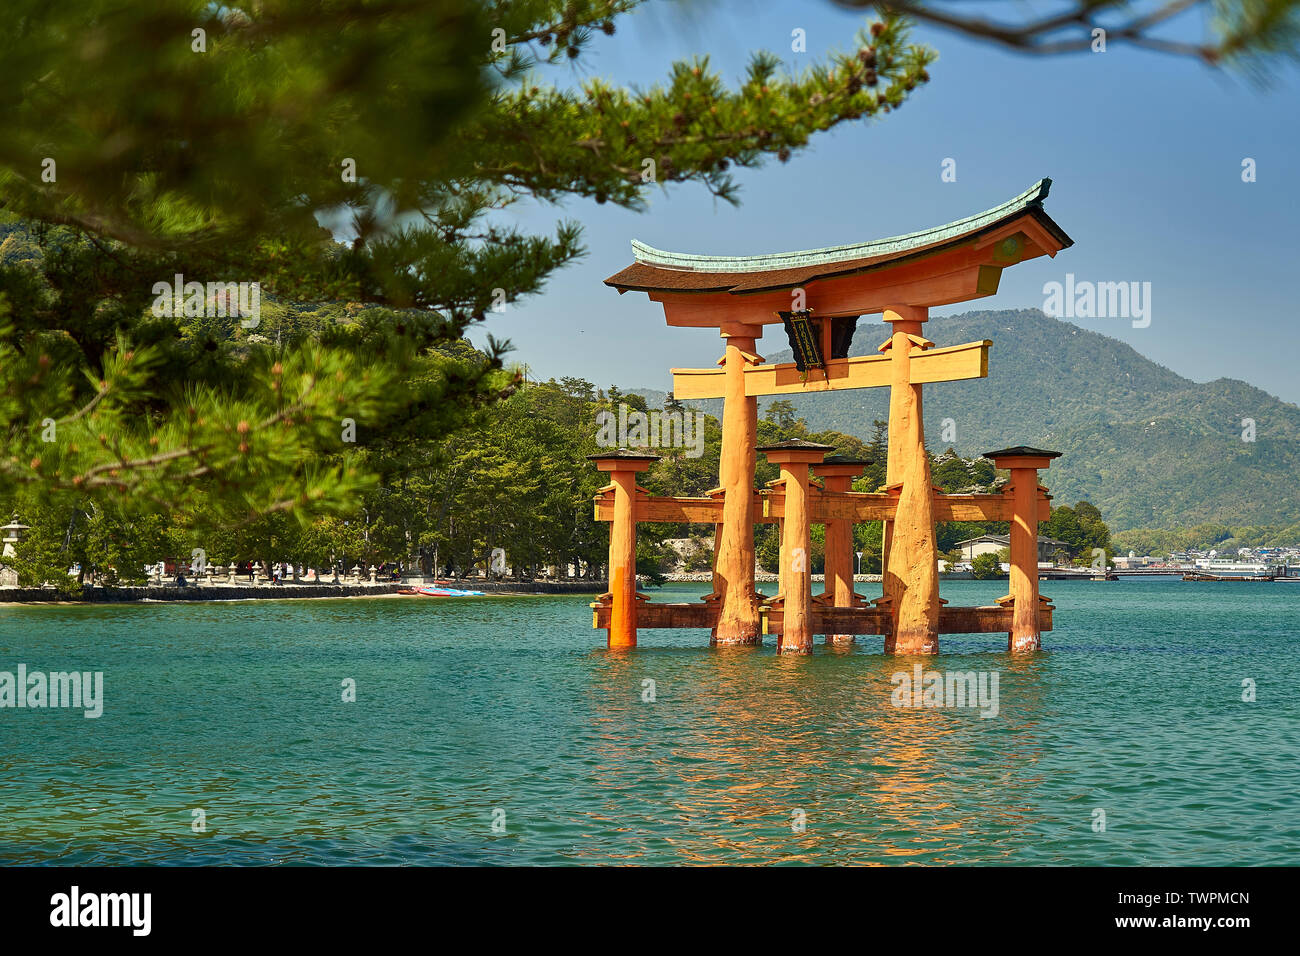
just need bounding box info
[0,579,1296,865]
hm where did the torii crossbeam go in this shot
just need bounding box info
[594,179,1073,654]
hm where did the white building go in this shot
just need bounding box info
[953,533,1072,564]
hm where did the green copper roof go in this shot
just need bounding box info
[631,179,1055,273]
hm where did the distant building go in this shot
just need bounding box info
[954,533,1072,563]
[1113,553,1158,569]
[1194,559,1271,572]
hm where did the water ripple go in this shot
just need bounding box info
[0,579,1296,865]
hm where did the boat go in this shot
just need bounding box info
[1181,571,1275,582]
[411,585,486,597]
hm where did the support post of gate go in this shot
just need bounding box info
[812,455,872,644]
[881,305,940,654]
[985,446,1061,653]
[713,325,764,645]
[760,440,834,654]
[589,450,661,649]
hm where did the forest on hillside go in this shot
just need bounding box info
[2,347,1113,589]
[664,309,1300,539]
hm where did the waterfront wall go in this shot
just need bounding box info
[0,580,607,603]
[0,575,907,603]
[436,580,605,595]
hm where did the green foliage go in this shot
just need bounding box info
[764,400,802,432]
[1113,522,1300,554]
[680,540,714,572]
[838,1,1300,72]
[852,520,884,574]
[635,541,671,588]
[0,1,934,532]
[969,552,1003,579]
[0,348,1115,586]
[1042,500,1112,560]
[7,497,178,590]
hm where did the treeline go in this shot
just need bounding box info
[1039,500,1113,564]
[1112,523,1300,556]
[2,363,1113,589]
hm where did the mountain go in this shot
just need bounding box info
[631,309,1300,532]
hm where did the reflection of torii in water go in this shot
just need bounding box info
[592,180,1071,655]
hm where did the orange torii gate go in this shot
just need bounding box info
[590,180,1072,654]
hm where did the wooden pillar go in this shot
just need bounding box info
[776,517,785,597]
[812,456,871,645]
[760,440,833,654]
[881,306,940,654]
[986,447,1061,653]
[782,465,812,653]
[1008,471,1038,647]
[589,451,660,649]
[713,326,762,646]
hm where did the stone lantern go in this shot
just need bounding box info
[0,513,30,587]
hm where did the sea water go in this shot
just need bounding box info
[0,578,1295,865]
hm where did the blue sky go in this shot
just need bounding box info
[470,1,1300,404]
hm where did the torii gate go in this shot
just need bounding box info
[591,180,1072,654]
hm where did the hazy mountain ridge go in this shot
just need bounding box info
[628,309,1300,531]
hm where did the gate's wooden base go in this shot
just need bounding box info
[591,599,1052,648]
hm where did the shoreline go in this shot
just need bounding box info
[0,580,607,606]
[0,573,892,605]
